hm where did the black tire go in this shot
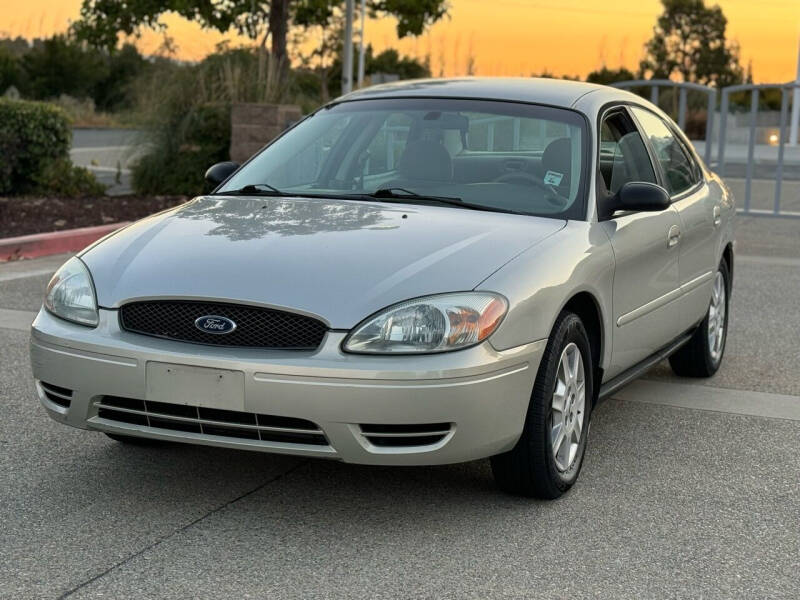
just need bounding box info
[491,311,594,499]
[669,258,730,378]
[105,433,166,446]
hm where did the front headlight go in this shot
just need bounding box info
[343,292,508,354]
[44,257,99,327]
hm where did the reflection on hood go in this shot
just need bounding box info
[176,196,393,240]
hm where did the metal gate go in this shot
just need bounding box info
[717,82,799,217]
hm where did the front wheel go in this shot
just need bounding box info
[669,259,730,378]
[491,311,593,499]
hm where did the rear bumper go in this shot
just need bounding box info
[30,308,544,465]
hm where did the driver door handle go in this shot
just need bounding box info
[667,225,681,248]
[713,205,722,227]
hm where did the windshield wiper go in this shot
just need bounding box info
[212,183,287,196]
[367,187,519,215]
[213,185,520,215]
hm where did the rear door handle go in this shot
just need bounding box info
[667,225,681,248]
[713,205,722,226]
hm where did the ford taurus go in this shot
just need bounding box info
[30,78,735,498]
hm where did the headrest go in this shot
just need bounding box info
[542,137,571,189]
[397,139,453,182]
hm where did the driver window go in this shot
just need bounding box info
[599,111,657,195]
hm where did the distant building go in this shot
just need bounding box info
[3,86,20,100]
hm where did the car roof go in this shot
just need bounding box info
[336,77,614,109]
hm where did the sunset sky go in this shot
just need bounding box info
[1,0,798,82]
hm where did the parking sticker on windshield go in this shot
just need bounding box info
[544,171,564,186]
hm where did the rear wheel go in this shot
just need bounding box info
[669,259,730,378]
[491,311,593,499]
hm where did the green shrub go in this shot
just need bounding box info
[0,98,71,194]
[129,46,322,197]
[0,98,104,197]
[132,103,230,196]
[33,158,106,197]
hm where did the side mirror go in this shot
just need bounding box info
[205,161,240,187]
[607,181,670,216]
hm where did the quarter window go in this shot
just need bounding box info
[630,107,699,196]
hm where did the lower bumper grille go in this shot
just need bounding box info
[95,396,328,446]
[359,423,452,448]
[41,381,73,408]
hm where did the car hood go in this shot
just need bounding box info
[82,196,565,328]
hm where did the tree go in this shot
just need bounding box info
[74,0,448,84]
[639,0,744,88]
[22,35,109,100]
[293,0,345,102]
[586,66,636,86]
[94,43,148,110]
[0,46,23,94]
[0,36,31,58]
[369,48,428,80]
[530,70,579,81]
[324,45,429,99]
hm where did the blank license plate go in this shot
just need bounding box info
[145,362,245,411]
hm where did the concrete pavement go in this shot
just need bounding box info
[1,218,798,599]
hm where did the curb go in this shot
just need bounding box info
[0,222,129,262]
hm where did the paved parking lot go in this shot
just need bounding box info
[70,129,145,196]
[1,217,798,599]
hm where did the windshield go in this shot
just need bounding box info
[219,98,588,219]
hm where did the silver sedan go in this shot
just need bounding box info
[30,78,735,498]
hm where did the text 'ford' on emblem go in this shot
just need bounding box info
[194,315,237,335]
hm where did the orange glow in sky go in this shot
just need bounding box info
[1,0,798,82]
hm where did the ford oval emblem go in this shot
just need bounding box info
[194,315,237,335]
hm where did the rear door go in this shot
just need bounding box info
[598,108,683,378]
[630,107,719,331]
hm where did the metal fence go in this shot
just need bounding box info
[612,79,799,219]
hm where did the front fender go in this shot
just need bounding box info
[477,221,615,372]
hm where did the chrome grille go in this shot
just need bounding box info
[96,396,328,446]
[119,300,327,349]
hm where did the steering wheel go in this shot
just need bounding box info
[493,171,569,208]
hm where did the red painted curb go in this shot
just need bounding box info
[0,222,129,262]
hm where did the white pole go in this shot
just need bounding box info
[342,0,355,94]
[357,0,366,88]
[790,31,800,146]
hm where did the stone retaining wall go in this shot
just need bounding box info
[230,103,303,163]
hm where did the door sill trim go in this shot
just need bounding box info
[598,330,694,402]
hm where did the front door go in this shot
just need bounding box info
[598,108,683,378]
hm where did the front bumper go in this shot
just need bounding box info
[30,308,544,465]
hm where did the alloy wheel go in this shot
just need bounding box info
[707,270,726,362]
[550,342,585,472]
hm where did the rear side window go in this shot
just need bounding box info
[598,110,657,195]
[630,107,699,196]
